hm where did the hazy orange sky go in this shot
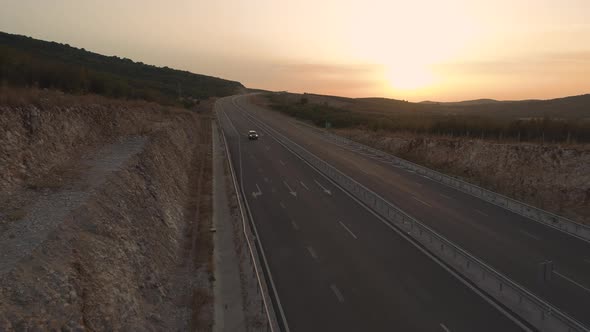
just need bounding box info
[1,0,589,101]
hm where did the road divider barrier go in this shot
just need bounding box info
[298,122,590,244]
[235,99,589,332]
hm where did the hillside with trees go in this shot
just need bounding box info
[265,92,590,143]
[0,31,244,106]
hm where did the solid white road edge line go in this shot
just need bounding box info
[520,230,541,241]
[553,271,590,294]
[474,209,489,217]
[412,196,432,208]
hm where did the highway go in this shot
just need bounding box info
[217,96,525,332]
[228,94,590,329]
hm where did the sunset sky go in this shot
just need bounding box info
[2,0,589,101]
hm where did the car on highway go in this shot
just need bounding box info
[248,130,259,140]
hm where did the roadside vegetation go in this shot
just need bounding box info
[0,31,244,107]
[265,92,590,143]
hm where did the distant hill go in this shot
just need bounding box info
[421,99,502,106]
[282,92,590,120]
[266,91,590,142]
[442,94,590,119]
[0,31,244,105]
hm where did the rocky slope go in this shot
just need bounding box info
[0,89,214,330]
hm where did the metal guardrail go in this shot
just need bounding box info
[300,124,590,244]
[215,105,283,332]
[237,105,589,332]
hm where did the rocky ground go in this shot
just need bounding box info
[0,89,215,330]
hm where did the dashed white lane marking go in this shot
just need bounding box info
[300,181,310,191]
[474,209,489,217]
[279,160,286,166]
[553,270,590,294]
[520,230,541,241]
[291,220,300,230]
[306,246,319,261]
[339,221,358,239]
[412,196,432,208]
[440,323,451,332]
[330,284,345,303]
[280,202,286,209]
[439,193,452,199]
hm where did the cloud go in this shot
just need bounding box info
[277,63,382,76]
[270,63,385,95]
[435,51,590,76]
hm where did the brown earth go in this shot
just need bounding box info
[0,88,215,330]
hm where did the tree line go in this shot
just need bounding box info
[267,94,590,143]
[0,32,243,107]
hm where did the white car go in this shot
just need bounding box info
[248,130,259,140]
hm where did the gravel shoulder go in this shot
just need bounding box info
[213,121,247,331]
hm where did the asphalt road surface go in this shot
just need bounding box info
[225,94,590,329]
[217,96,526,332]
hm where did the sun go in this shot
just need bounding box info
[384,65,435,91]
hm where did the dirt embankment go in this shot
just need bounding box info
[336,129,590,224]
[0,89,214,330]
[0,89,171,198]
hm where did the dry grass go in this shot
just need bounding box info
[24,162,88,191]
[178,117,215,331]
[0,86,174,111]
[191,288,213,330]
[4,208,27,222]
